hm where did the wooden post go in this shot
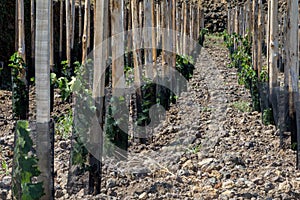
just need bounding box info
[151,0,157,77]
[186,1,190,54]
[182,0,187,55]
[282,14,287,73]
[111,0,125,91]
[288,0,299,97]
[180,2,184,54]
[239,6,244,36]
[156,2,160,48]
[50,0,54,69]
[248,0,253,40]
[252,0,258,71]
[35,0,53,199]
[269,0,278,97]
[79,0,82,41]
[286,0,299,168]
[89,0,108,194]
[144,0,153,78]
[257,0,263,79]
[18,0,26,62]
[162,0,168,65]
[176,2,181,54]
[131,0,143,142]
[245,2,248,35]
[227,2,231,34]
[71,0,75,49]
[189,2,194,54]
[139,1,143,50]
[66,0,71,67]
[234,7,239,50]
[15,0,18,52]
[82,0,90,64]
[31,0,35,69]
[87,0,91,50]
[111,0,128,150]
[59,0,63,60]
[171,0,176,65]
[165,0,170,65]
[267,0,271,71]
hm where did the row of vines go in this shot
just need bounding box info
[225,0,300,169]
[9,0,206,199]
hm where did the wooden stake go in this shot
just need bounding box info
[111,0,125,95]
[257,0,264,79]
[87,0,91,49]
[66,0,71,67]
[79,0,82,40]
[131,0,143,142]
[59,0,63,60]
[156,3,160,48]
[18,0,26,62]
[162,0,168,66]
[182,0,187,55]
[286,0,299,169]
[50,0,54,69]
[82,0,90,64]
[35,0,53,198]
[144,0,153,78]
[269,0,278,97]
[31,0,35,68]
[252,0,258,71]
[151,0,157,77]
[71,0,75,49]
[171,0,176,65]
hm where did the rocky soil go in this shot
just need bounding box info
[1,35,300,199]
[202,0,228,32]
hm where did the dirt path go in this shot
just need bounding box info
[88,36,300,199]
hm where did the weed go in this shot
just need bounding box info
[232,101,251,112]
[186,144,201,154]
[260,66,268,82]
[1,160,9,175]
[56,110,73,139]
[176,54,195,81]
[262,108,275,125]
[292,142,297,151]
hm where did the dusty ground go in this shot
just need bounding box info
[1,36,300,200]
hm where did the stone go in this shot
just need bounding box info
[139,192,147,199]
[198,158,214,168]
[221,190,235,197]
[272,176,283,182]
[264,182,275,193]
[59,141,68,149]
[0,189,7,200]
[252,177,264,185]
[182,160,193,169]
[1,176,11,188]
[6,190,11,200]
[106,178,117,188]
[222,180,235,189]
[278,181,292,193]
[78,189,85,197]
[192,186,202,193]
[208,170,222,181]
[245,180,255,188]
[55,189,64,198]
[178,169,190,176]
[208,177,217,185]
